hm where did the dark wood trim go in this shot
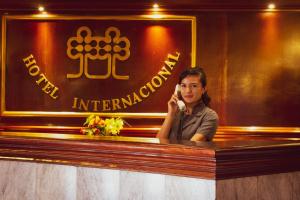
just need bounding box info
[216,141,300,179]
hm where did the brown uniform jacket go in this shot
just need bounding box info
[168,101,219,141]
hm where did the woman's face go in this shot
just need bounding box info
[180,75,205,106]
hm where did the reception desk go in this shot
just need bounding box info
[0,129,300,199]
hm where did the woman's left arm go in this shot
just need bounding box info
[190,133,206,141]
[190,110,219,142]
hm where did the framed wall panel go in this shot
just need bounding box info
[1,15,196,118]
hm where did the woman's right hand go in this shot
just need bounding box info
[157,94,179,139]
[167,94,179,116]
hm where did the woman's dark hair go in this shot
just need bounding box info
[178,67,211,106]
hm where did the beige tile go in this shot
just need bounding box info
[36,163,76,200]
[217,176,257,200]
[77,167,120,200]
[0,160,36,200]
[258,173,293,200]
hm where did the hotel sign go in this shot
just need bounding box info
[1,15,196,118]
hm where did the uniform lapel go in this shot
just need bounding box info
[182,101,205,130]
[182,116,197,129]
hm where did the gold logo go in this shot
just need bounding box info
[67,26,130,80]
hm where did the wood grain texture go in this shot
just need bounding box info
[0,131,300,180]
[293,171,300,200]
[0,131,216,179]
[216,176,257,200]
[1,125,300,140]
[257,173,293,200]
[2,11,300,127]
[216,141,300,179]
[216,171,300,200]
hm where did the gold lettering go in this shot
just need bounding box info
[70,52,181,111]
[157,66,171,81]
[23,54,36,67]
[50,87,59,99]
[121,95,133,108]
[112,98,121,110]
[139,86,150,98]
[28,65,40,76]
[91,100,101,111]
[72,97,78,109]
[146,82,156,92]
[168,52,180,61]
[132,92,142,104]
[164,60,176,70]
[36,74,47,85]
[79,99,89,111]
[151,76,163,88]
[42,82,55,94]
[23,54,59,101]
[102,100,111,111]
[164,52,180,70]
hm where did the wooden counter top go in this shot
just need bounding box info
[0,131,300,180]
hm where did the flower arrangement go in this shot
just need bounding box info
[80,114,124,136]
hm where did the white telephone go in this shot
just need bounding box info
[175,84,186,111]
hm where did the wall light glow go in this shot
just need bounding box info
[248,126,258,131]
[260,12,279,57]
[38,6,45,12]
[150,14,163,19]
[35,22,54,78]
[144,25,172,54]
[153,3,159,11]
[149,3,163,18]
[267,3,276,10]
[35,12,51,18]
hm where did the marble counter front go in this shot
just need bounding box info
[0,160,216,200]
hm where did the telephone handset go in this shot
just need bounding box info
[174,84,186,111]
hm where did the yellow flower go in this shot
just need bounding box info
[94,116,100,124]
[88,118,95,127]
[99,119,106,127]
[82,115,124,136]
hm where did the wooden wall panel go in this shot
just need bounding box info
[3,16,192,115]
[197,12,300,126]
[0,3,300,128]
[225,12,300,126]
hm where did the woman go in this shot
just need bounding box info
[156,67,218,141]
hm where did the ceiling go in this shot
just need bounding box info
[1,0,300,11]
